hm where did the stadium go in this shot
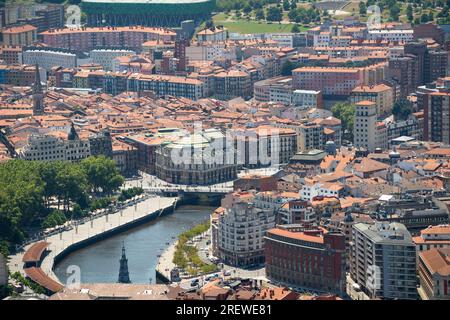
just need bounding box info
[81,0,216,27]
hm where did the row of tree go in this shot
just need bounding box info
[0,156,124,251]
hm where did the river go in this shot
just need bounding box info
[53,205,214,284]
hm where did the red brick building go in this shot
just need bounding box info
[264,225,346,295]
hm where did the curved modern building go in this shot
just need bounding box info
[81,0,216,27]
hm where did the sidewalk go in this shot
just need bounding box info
[8,195,177,287]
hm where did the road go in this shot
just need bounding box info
[8,195,178,287]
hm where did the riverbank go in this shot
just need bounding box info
[8,195,178,292]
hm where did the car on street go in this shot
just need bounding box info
[190,279,199,287]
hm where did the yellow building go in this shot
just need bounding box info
[350,83,394,116]
[2,24,37,46]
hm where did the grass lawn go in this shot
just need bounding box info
[212,16,309,34]
[218,21,295,33]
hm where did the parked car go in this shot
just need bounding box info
[190,279,199,287]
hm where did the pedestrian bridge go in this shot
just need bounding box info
[144,185,233,196]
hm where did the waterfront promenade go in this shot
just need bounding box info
[8,195,177,289]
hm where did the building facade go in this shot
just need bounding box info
[265,225,346,294]
[217,192,276,267]
[350,222,418,300]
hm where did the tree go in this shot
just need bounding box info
[392,99,413,121]
[290,0,297,10]
[359,1,367,15]
[56,163,88,212]
[266,7,282,22]
[81,156,124,195]
[407,4,414,22]
[255,8,265,20]
[421,12,430,23]
[291,24,300,33]
[205,20,215,29]
[332,102,355,142]
[389,4,401,21]
[281,60,295,75]
[283,0,290,11]
[243,4,252,15]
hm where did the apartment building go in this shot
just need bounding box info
[292,89,323,108]
[265,225,346,294]
[213,70,252,100]
[350,222,418,300]
[217,192,276,267]
[20,49,77,71]
[418,248,450,300]
[2,24,37,46]
[278,200,316,224]
[413,225,450,253]
[354,100,379,152]
[420,91,450,144]
[90,49,136,71]
[350,84,394,116]
[40,26,176,52]
[388,54,419,98]
[197,26,227,43]
[292,63,386,96]
[0,45,22,64]
[367,29,414,42]
[127,73,205,100]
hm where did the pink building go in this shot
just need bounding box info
[40,26,176,51]
[292,63,386,96]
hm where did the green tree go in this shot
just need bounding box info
[283,0,290,11]
[266,7,282,22]
[291,24,300,33]
[81,156,124,195]
[281,60,295,75]
[55,162,88,212]
[407,4,414,22]
[359,1,367,15]
[392,99,413,121]
[332,102,355,142]
[389,4,401,21]
[255,8,265,20]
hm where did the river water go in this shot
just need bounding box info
[53,205,214,284]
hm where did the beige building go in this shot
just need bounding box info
[350,84,394,116]
[354,100,379,152]
[197,26,227,43]
[418,248,450,300]
[216,192,276,267]
[2,24,37,46]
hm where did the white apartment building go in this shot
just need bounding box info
[228,33,294,47]
[278,200,316,224]
[186,43,237,61]
[19,132,90,162]
[217,193,276,267]
[197,26,227,43]
[354,100,378,152]
[90,49,136,71]
[350,222,418,300]
[368,29,414,42]
[292,89,322,108]
[253,191,298,212]
[20,49,77,71]
[299,181,347,201]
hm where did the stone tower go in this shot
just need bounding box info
[118,242,131,283]
[32,64,45,116]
